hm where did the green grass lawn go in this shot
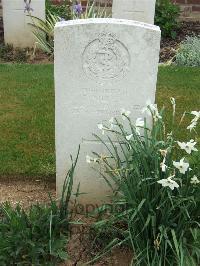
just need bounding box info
[0,64,199,178]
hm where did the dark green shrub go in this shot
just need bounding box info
[155,0,180,38]
[14,48,29,63]
[0,44,28,63]
[45,0,72,20]
[0,44,14,62]
[0,203,69,265]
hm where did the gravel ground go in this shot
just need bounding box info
[0,177,56,208]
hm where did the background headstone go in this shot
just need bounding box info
[55,18,161,203]
[2,0,45,47]
[112,0,156,24]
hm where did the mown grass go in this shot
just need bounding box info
[0,64,199,178]
[0,64,54,177]
[156,66,200,141]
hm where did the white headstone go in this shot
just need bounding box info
[2,0,45,47]
[112,0,156,24]
[55,18,160,203]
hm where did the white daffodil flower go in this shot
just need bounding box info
[121,108,131,120]
[173,158,189,174]
[109,117,116,130]
[190,175,200,185]
[136,118,144,128]
[170,97,176,105]
[97,123,106,135]
[159,149,168,157]
[191,111,200,122]
[187,111,200,131]
[126,134,133,141]
[187,121,197,131]
[160,161,167,172]
[86,155,93,163]
[153,110,162,122]
[177,139,198,154]
[170,97,176,116]
[135,118,144,135]
[86,155,98,164]
[109,117,114,124]
[142,100,156,115]
[142,100,161,121]
[157,175,179,190]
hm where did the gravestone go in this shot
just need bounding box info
[2,0,45,47]
[55,18,161,203]
[112,0,156,24]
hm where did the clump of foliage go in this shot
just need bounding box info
[45,0,72,20]
[0,44,28,63]
[29,1,109,56]
[87,100,200,265]
[155,0,180,38]
[72,0,109,19]
[0,148,79,265]
[175,36,200,67]
[29,11,61,55]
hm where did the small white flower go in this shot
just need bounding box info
[109,117,114,124]
[187,121,197,131]
[98,123,103,130]
[142,100,161,121]
[109,117,116,130]
[157,175,179,190]
[135,118,144,135]
[153,110,162,122]
[173,158,189,174]
[159,149,168,157]
[86,155,98,164]
[170,97,176,116]
[142,100,156,115]
[126,134,133,141]
[135,118,144,128]
[86,155,93,163]
[121,108,131,120]
[97,123,105,135]
[170,97,176,106]
[191,111,200,122]
[190,175,200,185]
[177,139,198,154]
[187,111,200,131]
[160,160,167,172]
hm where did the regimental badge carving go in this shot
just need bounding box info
[82,32,130,80]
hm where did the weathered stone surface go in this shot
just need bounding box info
[112,0,156,24]
[2,0,45,47]
[55,18,161,203]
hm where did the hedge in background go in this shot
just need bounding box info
[155,0,180,38]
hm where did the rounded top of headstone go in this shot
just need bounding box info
[55,18,160,32]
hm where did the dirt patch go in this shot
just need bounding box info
[27,49,53,64]
[65,227,133,266]
[0,177,56,208]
